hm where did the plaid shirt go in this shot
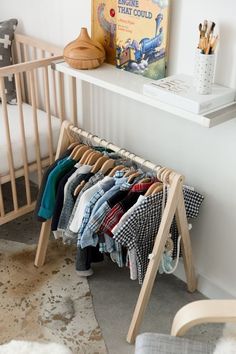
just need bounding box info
[77,177,114,245]
[113,187,204,284]
[98,234,124,268]
[62,172,105,244]
[79,175,131,249]
[99,181,154,237]
[88,171,126,216]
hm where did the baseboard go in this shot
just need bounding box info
[174,260,235,299]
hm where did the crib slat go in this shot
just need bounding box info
[41,50,46,59]
[33,47,40,108]
[58,71,65,122]
[29,70,43,185]
[23,44,31,104]
[51,66,59,117]
[16,42,26,102]
[0,183,5,217]
[40,50,46,111]
[43,66,54,164]
[69,76,78,125]
[11,38,18,65]
[15,73,32,205]
[0,77,19,211]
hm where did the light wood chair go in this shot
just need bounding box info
[135,300,236,354]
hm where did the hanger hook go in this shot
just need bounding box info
[157,166,166,181]
[129,152,136,161]
[117,148,127,157]
[105,141,112,150]
[99,138,107,147]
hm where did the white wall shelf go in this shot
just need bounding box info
[53,61,236,128]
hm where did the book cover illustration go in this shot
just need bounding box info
[116,0,169,80]
[92,0,117,65]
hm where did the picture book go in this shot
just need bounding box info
[92,0,170,79]
[116,0,170,79]
[92,0,117,65]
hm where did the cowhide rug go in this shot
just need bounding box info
[0,239,107,354]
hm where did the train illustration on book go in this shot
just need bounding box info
[92,0,169,79]
[116,13,165,74]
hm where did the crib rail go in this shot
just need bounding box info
[14,33,62,58]
[13,34,63,106]
[0,33,79,225]
[0,56,62,76]
[0,54,65,225]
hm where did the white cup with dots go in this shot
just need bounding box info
[195,52,216,95]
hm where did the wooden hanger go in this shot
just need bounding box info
[79,149,93,165]
[83,150,96,164]
[73,154,105,197]
[138,177,152,184]
[68,141,81,150]
[145,181,162,196]
[156,166,166,182]
[151,182,163,195]
[91,156,109,173]
[124,168,135,177]
[160,168,173,185]
[74,180,86,197]
[128,171,141,183]
[73,145,91,161]
[69,144,84,159]
[86,151,103,165]
[108,165,126,177]
[100,159,115,175]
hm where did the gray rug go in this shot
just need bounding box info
[0,239,107,354]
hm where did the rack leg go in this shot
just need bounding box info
[126,175,182,344]
[34,121,72,267]
[34,220,52,267]
[126,247,165,344]
[175,192,197,292]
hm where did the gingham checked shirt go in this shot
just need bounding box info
[113,187,204,284]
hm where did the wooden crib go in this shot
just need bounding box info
[0,34,76,225]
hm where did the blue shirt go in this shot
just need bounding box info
[79,175,130,248]
[77,177,115,245]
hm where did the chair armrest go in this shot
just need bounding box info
[171,300,236,336]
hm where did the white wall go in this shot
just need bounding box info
[1,0,236,298]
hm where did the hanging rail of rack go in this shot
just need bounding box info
[34,121,196,344]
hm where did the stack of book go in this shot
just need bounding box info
[143,74,235,114]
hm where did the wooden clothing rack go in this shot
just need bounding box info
[35,121,196,344]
